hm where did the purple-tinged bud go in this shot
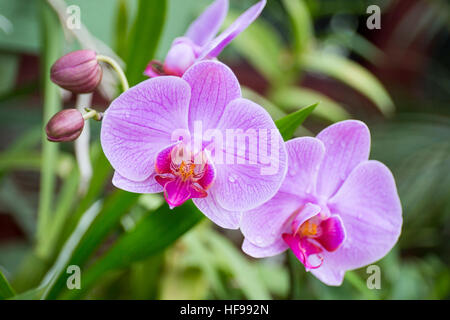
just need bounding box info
[163,38,198,76]
[46,109,85,142]
[50,50,102,93]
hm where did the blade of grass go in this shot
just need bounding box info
[62,202,203,299]
[36,0,63,251]
[270,86,349,122]
[282,0,313,56]
[125,0,167,85]
[0,269,15,299]
[301,52,395,116]
[41,190,139,299]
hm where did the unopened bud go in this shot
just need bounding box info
[50,50,102,93]
[163,38,198,76]
[46,109,85,142]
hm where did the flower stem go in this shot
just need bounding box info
[96,54,129,91]
[82,109,98,120]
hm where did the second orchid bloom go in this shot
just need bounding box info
[145,0,266,77]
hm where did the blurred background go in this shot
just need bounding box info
[0,0,448,299]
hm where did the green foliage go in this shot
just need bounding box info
[125,0,167,86]
[276,103,317,140]
[0,270,15,299]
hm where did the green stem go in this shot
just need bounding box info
[82,110,98,120]
[96,54,129,91]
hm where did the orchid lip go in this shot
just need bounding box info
[283,206,346,270]
[154,143,215,209]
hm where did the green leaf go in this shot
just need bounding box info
[275,103,318,140]
[282,0,313,56]
[125,0,167,85]
[0,269,15,299]
[62,144,112,242]
[62,202,203,299]
[270,86,349,122]
[36,0,63,248]
[41,190,140,299]
[114,0,129,59]
[202,229,271,300]
[301,52,395,115]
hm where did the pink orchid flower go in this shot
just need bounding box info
[101,60,287,229]
[145,0,266,77]
[240,120,402,286]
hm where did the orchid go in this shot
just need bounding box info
[240,120,402,286]
[144,0,266,77]
[101,60,287,229]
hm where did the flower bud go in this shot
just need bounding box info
[50,50,102,93]
[163,39,197,76]
[46,109,85,142]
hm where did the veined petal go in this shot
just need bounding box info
[240,192,303,247]
[325,160,402,270]
[315,120,370,199]
[198,0,267,59]
[310,263,346,286]
[212,98,287,211]
[193,189,241,229]
[112,171,163,194]
[185,0,229,46]
[242,238,288,258]
[101,77,190,181]
[280,137,325,198]
[182,60,241,132]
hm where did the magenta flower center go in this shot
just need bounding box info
[154,144,215,209]
[282,204,345,270]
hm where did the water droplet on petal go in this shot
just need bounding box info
[255,236,264,245]
[228,174,237,183]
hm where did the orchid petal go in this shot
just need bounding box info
[325,160,402,270]
[193,189,241,229]
[212,98,287,211]
[182,60,241,132]
[280,137,325,198]
[112,171,162,194]
[242,238,288,258]
[310,263,346,286]
[198,0,266,59]
[185,0,229,46]
[101,77,190,181]
[315,120,371,199]
[240,192,304,247]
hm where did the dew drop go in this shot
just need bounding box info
[228,174,237,183]
[255,236,264,245]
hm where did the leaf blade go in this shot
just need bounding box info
[275,102,318,140]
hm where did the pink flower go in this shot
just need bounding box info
[101,61,287,229]
[240,120,402,286]
[145,0,266,77]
